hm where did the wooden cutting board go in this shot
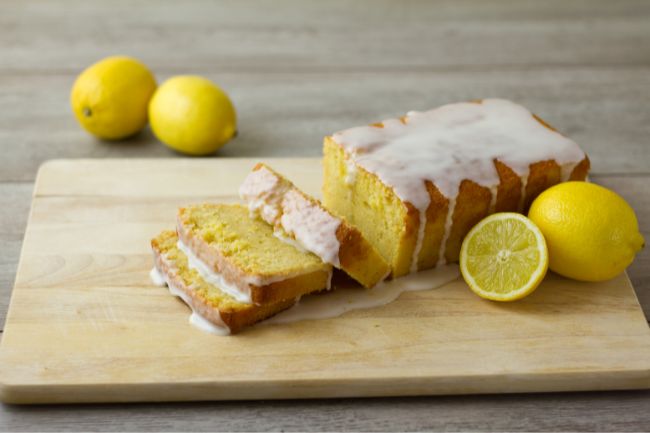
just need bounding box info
[1,158,649,404]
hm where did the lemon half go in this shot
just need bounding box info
[460,212,548,302]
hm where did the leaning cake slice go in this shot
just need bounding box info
[151,230,296,334]
[176,203,332,306]
[239,163,390,288]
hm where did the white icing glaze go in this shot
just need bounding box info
[240,166,342,267]
[266,264,460,325]
[239,165,288,223]
[332,99,585,272]
[150,264,231,336]
[437,197,457,266]
[280,189,341,267]
[176,239,252,304]
[325,268,334,291]
[149,266,167,287]
[189,311,230,336]
[273,229,308,253]
[411,211,427,272]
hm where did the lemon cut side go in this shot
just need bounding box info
[460,213,548,302]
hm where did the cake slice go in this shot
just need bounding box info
[176,203,332,305]
[323,98,590,277]
[239,163,391,288]
[152,230,295,334]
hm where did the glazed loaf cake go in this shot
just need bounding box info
[323,99,590,278]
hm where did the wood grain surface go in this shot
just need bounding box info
[0,158,648,405]
[1,0,649,430]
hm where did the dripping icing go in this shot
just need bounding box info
[151,261,456,335]
[149,266,166,287]
[331,99,586,272]
[410,211,427,272]
[150,265,231,336]
[437,197,456,266]
[176,239,253,304]
[266,264,460,325]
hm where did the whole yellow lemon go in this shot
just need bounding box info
[528,181,644,282]
[148,76,236,155]
[70,56,157,140]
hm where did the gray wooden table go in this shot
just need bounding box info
[1,0,649,430]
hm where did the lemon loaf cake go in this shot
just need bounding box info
[176,203,332,305]
[151,230,295,334]
[239,163,391,288]
[323,98,590,277]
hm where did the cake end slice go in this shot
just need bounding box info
[239,163,391,288]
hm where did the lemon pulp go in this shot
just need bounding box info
[460,212,548,302]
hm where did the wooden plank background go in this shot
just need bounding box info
[0,0,648,430]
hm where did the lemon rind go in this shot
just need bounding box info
[460,212,548,302]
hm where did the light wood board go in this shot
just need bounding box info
[0,158,648,404]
